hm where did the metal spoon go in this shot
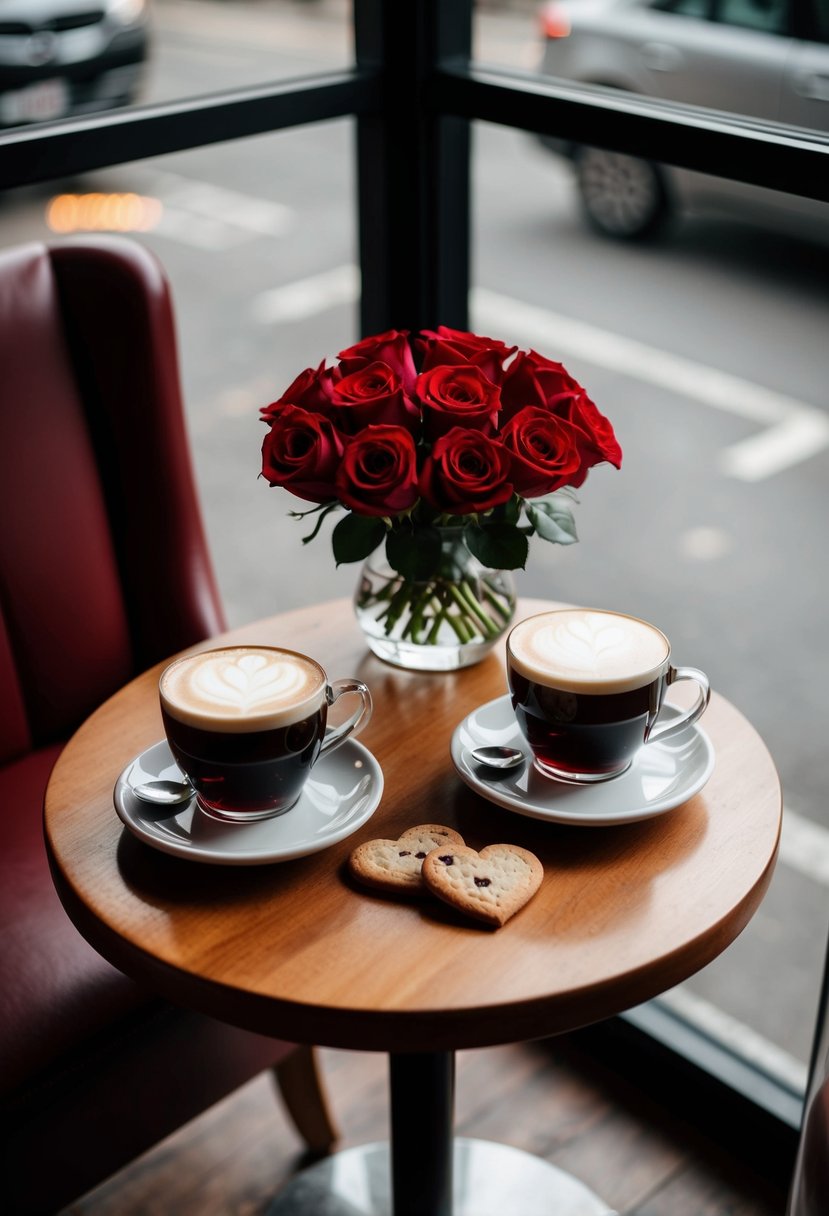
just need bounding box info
[469,745,526,770]
[133,778,194,806]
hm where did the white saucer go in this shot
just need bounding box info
[450,695,715,827]
[114,738,383,865]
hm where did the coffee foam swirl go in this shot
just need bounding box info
[509,610,669,693]
[160,647,326,732]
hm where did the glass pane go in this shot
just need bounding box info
[472,110,829,1081]
[0,0,350,132]
[0,119,358,624]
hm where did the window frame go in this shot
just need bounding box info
[1,0,825,1183]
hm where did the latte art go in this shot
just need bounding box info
[161,646,326,732]
[509,609,669,694]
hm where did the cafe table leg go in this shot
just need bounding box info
[389,1051,455,1216]
[267,1048,616,1215]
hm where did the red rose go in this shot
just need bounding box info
[338,329,417,393]
[331,361,419,435]
[261,405,343,503]
[499,349,585,424]
[415,364,501,440]
[335,425,420,517]
[554,392,622,486]
[260,360,338,422]
[419,427,513,514]
[418,326,517,384]
[500,408,582,498]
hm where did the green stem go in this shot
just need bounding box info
[481,582,515,622]
[426,600,448,644]
[381,579,415,636]
[449,581,499,638]
[401,583,435,641]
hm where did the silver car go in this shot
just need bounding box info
[536,0,829,240]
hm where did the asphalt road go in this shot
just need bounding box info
[2,0,828,1071]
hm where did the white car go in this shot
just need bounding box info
[536,0,829,240]
[0,0,150,129]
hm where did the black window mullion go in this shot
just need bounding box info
[354,0,472,336]
[432,65,829,204]
[0,70,380,191]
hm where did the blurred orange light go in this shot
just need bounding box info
[46,192,163,234]
[539,4,571,38]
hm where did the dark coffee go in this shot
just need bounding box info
[160,704,326,817]
[507,609,675,783]
[509,669,665,781]
[159,645,329,819]
[159,645,373,820]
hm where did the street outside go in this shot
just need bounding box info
[2,0,828,1079]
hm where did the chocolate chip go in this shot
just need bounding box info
[474,877,491,888]
[399,850,411,857]
[439,854,454,865]
[415,851,427,859]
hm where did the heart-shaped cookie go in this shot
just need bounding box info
[421,843,543,928]
[348,824,465,895]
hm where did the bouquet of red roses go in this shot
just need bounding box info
[261,326,621,653]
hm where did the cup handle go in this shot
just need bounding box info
[647,666,711,744]
[319,679,373,757]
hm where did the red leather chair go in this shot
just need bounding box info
[0,236,336,1214]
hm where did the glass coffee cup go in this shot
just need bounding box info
[159,645,372,820]
[506,608,710,784]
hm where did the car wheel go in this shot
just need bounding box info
[575,147,670,240]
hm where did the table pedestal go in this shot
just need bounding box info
[267,1052,614,1216]
[266,1139,614,1215]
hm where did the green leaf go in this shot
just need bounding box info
[466,523,529,571]
[525,498,579,546]
[386,526,442,581]
[332,513,386,565]
[489,495,522,527]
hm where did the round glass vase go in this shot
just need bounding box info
[353,528,517,671]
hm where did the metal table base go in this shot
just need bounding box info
[267,1139,614,1215]
[268,1052,614,1216]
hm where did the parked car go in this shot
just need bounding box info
[0,0,150,129]
[536,0,829,240]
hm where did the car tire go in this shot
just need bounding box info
[575,147,670,240]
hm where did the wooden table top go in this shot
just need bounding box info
[44,598,781,1054]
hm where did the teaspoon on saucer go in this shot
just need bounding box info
[469,745,526,770]
[133,778,194,806]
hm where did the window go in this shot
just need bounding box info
[2,0,826,1182]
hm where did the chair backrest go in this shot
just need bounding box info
[0,236,225,761]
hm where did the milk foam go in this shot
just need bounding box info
[508,610,669,694]
[160,647,326,732]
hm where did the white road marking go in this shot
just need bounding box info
[678,526,734,561]
[251,264,360,324]
[127,169,294,249]
[247,266,829,479]
[658,986,808,1092]
[473,287,829,482]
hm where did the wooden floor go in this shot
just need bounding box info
[63,1037,788,1215]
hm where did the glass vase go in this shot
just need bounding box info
[354,529,517,671]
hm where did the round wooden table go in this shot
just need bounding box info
[44,598,781,1216]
